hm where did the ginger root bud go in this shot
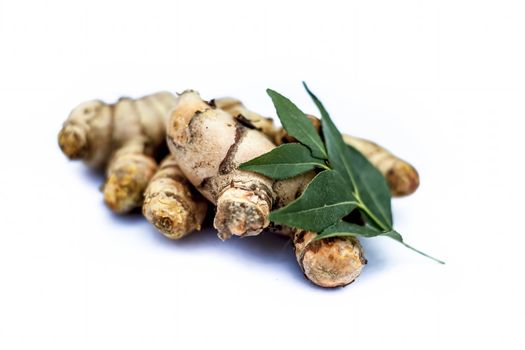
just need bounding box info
[104,143,158,213]
[143,155,208,239]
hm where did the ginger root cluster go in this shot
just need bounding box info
[58,89,419,288]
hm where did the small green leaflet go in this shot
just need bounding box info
[346,144,393,228]
[303,82,358,192]
[266,89,327,159]
[239,143,328,180]
[269,170,358,232]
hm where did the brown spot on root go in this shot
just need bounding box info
[218,122,247,175]
[234,114,258,130]
[166,136,184,151]
[186,111,205,145]
[198,177,215,198]
[294,231,306,244]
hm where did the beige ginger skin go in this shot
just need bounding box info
[143,155,208,240]
[212,97,278,141]
[58,92,178,213]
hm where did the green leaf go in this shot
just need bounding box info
[347,145,393,227]
[266,89,327,159]
[239,143,328,180]
[303,82,393,230]
[269,170,358,232]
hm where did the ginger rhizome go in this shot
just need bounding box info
[58,92,178,213]
[167,91,276,240]
[143,155,208,239]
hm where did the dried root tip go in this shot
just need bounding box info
[58,124,88,159]
[103,154,157,213]
[294,231,367,288]
[214,187,271,240]
[58,100,113,169]
[385,161,420,197]
[143,158,207,240]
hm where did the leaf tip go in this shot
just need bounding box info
[266,88,277,97]
[302,81,314,96]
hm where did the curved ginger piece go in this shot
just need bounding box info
[143,155,208,239]
[58,92,178,213]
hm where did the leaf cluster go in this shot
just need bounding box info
[240,83,443,263]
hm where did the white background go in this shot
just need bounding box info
[0,0,524,349]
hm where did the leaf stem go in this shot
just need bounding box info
[400,242,445,264]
